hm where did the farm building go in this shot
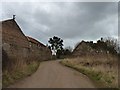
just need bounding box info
[1,18,52,72]
[26,36,52,61]
[73,39,117,57]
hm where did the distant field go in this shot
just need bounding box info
[60,55,118,88]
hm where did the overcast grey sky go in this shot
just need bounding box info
[1,2,118,49]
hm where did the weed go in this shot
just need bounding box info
[60,57,118,88]
[2,61,40,87]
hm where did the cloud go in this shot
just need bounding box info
[1,2,118,49]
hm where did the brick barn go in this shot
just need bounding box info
[1,18,52,72]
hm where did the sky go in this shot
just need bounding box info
[1,1,118,49]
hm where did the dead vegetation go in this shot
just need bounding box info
[2,61,40,87]
[60,55,118,88]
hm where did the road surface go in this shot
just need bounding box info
[8,60,96,88]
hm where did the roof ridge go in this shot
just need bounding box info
[0,19,14,22]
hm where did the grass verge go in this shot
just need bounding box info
[2,61,40,87]
[60,59,118,88]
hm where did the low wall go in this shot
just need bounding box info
[2,43,52,72]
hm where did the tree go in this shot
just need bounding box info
[48,36,64,58]
[103,37,118,54]
[63,46,72,55]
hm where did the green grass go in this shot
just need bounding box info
[3,61,40,87]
